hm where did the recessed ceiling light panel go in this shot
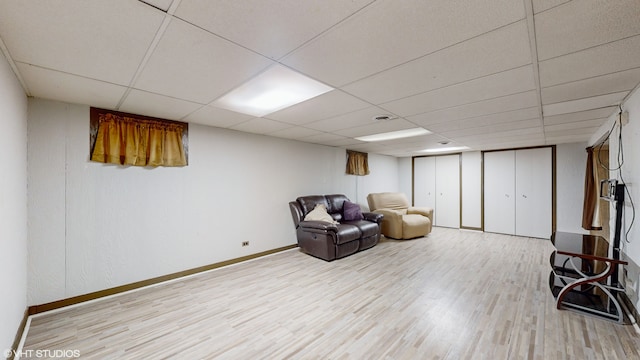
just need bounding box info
[355,128,431,142]
[212,64,334,117]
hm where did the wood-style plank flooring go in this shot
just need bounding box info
[20,228,640,359]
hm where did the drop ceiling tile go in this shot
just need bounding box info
[183,104,255,128]
[545,134,593,144]
[539,35,640,87]
[336,118,417,138]
[174,0,374,59]
[382,65,535,117]
[320,138,364,147]
[119,89,202,120]
[541,68,640,104]
[342,20,532,104]
[16,63,126,109]
[134,17,274,104]
[542,92,627,116]
[300,132,349,144]
[453,126,543,143]
[0,0,164,85]
[441,118,542,138]
[140,0,173,12]
[535,0,640,61]
[230,118,291,135]
[426,107,540,133]
[267,126,323,139]
[543,107,617,125]
[532,0,570,14]
[266,90,370,125]
[282,0,525,86]
[408,91,539,126]
[304,106,398,132]
[544,118,606,132]
[545,126,601,138]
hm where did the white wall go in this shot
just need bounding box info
[591,86,640,309]
[0,53,28,354]
[461,151,482,229]
[398,157,412,202]
[555,143,588,234]
[27,98,400,305]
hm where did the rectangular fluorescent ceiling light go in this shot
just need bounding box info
[212,64,333,117]
[420,146,470,153]
[355,128,431,142]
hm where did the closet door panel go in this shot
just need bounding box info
[483,151,516,234]
[515,147,552,238]
[413,157,435,209]
[435,155,460,228]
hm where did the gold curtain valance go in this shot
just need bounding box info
[346,150,369,176]
[90,108,188,167]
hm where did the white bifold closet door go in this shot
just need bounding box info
[435,155,460,228]
[413,156,435,209]
[413,155,460,228]
[515,147,552,239]
[483,150,516,235]
[483,147,552,239]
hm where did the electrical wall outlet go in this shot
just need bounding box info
[242,241,249,247]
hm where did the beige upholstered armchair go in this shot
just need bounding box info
[366,192,433,239]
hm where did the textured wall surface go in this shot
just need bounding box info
[0,52,28,354]
[27,98,400,305]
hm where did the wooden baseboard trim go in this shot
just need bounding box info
[8,308,29,360]
[28,244,298,315]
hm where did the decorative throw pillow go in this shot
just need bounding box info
[343,200,364,221]
[304,204,338,224]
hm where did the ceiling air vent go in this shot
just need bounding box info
[372,114,395,121]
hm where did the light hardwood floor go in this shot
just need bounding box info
[20,228,640,359]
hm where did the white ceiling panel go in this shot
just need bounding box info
[532,0,570,14]
[541,68,640,105]
[535,0,640,61]
[539,35,640,87]
[0,0,164,86]
[337,118,417,138]
[544,107,618,126]
[16,63,127,110]
[342,20,532,104]
[542,92,627,117]
[230,118,292,135]
[426,107,540,133]
[134,18,274,104]
[2,1,639,157]
[408,91,539,127]
[174,0,374,60]
[119,89,202,121]
[282,0,525,87]
[382,65,535,117]
[441,118,541,138]
[266,90,371,125]
[267,126,324,140]
[141,0,174,12]
[544,118,607,132]
[183,105,255,129]
[304,107,399,132]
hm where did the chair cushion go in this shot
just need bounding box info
[367,192,410,211]
[335,224,361,244]
[402,214,430,239]
[343,220,379,238]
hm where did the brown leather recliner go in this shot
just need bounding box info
[367,192,433,239]
[289,194,383,261]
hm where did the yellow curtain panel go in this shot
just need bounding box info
[91,112,187,167]
[346,150,369,176]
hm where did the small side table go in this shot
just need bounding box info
[548,231,628,323]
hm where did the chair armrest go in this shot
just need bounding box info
[299,220,339,232]
[363,212,384,224]
[372,209,403,221]
[408,207,433,221]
